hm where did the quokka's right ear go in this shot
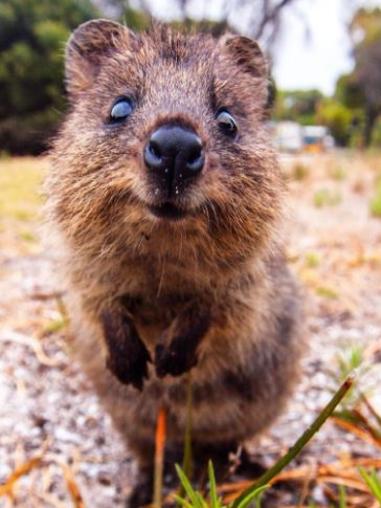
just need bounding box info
[65,19,139,99]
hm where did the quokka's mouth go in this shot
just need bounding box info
[148,202,187,221]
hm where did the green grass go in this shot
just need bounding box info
[175,462,267,508]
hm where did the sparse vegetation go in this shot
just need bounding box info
[315,285,339,299]
[370,178,381,217]
[313,188,342,207]
[0,157,45,220]
[172,376,353,508]
[0,157,47,252]
[292,162,310,181]
[329,164,347,181]
[305,252,320,268]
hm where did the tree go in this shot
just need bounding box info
[0,0,98,154]
[316,99,353,147]
[0,0,300,154]
[347,7,381,146]
[273,89,323,125]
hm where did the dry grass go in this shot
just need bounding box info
[0,156,48,255]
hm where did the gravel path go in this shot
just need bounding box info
[0,152,380,507]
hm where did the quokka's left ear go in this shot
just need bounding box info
[217,34,268,79]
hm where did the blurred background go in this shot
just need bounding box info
[1,1,381,507]
[1,0,381,154]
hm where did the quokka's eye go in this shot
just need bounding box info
[216,109,238,137]
[109,97,133,123]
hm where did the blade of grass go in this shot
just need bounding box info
[338,485,347,508]
[175,464,199,508]
[174,494,194,508]
[231,375,355,508]
[359,468,381,504]
[208,461,219,507]
[175,464,206,508]
[235,485,268,508]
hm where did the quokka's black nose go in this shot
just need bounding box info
[144,125,204,187]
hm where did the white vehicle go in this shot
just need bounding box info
[273,121,304,153]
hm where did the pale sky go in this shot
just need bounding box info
[272,0,381,94]
[144,0,381,95]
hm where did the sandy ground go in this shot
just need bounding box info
[0,151,380,507]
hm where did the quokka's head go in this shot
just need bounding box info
[49,20,283,257]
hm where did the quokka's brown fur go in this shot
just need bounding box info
[46,19,304,505]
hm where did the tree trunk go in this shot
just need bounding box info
[364,104,377,147]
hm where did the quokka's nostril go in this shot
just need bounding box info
[186,143,204,173]
[149,141,161,159]
[187,146,202,165]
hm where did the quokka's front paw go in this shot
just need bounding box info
[155,338,199,377]
[154,308,210,378]
[101,309,151,390]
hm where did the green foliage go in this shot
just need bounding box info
[274,89,323,125]
[0,0,98,154]
[358,467,381,503]
[316,99,353,146]
[175,462,267,508]
[273,7,381,148]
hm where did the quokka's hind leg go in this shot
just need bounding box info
[126,442,185,508]
[190,441,241,481]
[190,442,267,486]
[126,464,153,508]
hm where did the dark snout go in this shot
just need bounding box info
[144,124,204,200]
